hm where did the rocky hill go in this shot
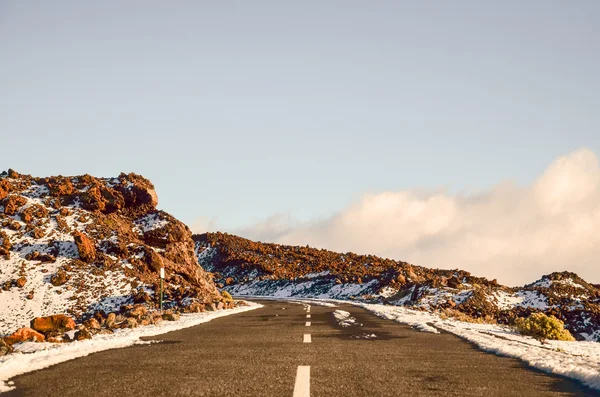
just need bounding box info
[0,170,228,341]
[194,232,600,342]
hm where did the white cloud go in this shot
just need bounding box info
[235,213,298,243]
[190,216,218,234]
[236,148,600,286]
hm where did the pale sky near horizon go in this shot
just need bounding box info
[2,2,600,284]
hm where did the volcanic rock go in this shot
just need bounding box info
[73,231,96,263]
[74,329,92,341]
[4,327,45,345]
[50,270,69,286]
[3,195,27,215]
[31,314,76,334]
[15,277,27,288]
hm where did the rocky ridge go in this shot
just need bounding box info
[194,232,600,342]
[0,170,233,348]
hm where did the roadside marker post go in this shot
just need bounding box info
[160,267,164,311]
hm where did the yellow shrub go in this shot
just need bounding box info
[514,313,575,341]
[221,290,233,302]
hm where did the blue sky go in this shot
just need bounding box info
[1,1,599,233]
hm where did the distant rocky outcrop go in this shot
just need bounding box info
[0,170,230,342]
[194,232,600,342]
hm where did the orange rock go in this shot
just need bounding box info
[74,329,92,341]
[0,231,11,251]
[45,177,75,197]
[73,231,96,263]
[21,204,49,224]
[50,270,69,286]
[3,195,27,215]
[83,318,101,329]
[4,327,45,345]
[0,179,11,201]
[31,314,76,333]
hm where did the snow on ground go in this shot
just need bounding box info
[304,271,330,279]
[333,310,356,327]
[314,280,378,299]
[357,303,440,334]
[0,184,139,335]
[0,302,262,394]
[490,290,549,311]
[530,278,587,290]
[132,212,169,234]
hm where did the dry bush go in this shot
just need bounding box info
[514,313,575,341]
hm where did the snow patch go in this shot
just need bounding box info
[333,310,356,327]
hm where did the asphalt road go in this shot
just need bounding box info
[5,300,599,396]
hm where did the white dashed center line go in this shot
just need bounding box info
[306,314,311,319]
[305,321,311,327]
[293,366,310,397]
[303,334,311,343]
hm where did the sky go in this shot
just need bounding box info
[1,1,599,285]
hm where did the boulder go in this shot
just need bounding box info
[116,173,158,208]
[50,178,75,196]
[31,314,76,334]
[0,231,10,250]
[125,304,148,320]
[20,204,48,224]
[74,329,92,341]
[27,251,57,263]
[15,277,27,288]
[105,313,117,328]
[2,195,27,215]
[83,318,101,330]
[73,231,96,263]
[162,311,180,321]
[151,312,164,325]
[50,270,69,286]
[0,180,11,201]
[121,318,138,329]
[4,327,45,345]
[32,228,45,239]
[188,302,205,313]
